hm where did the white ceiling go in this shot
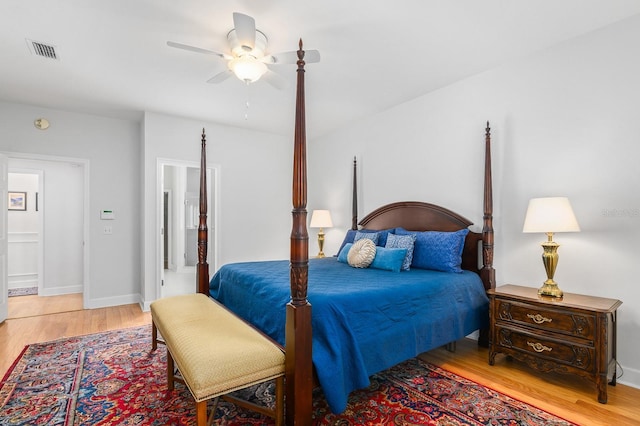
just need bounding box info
[2,1,640,139]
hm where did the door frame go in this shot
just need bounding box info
[0,154,7,322]
[156,158,218,300]
[3,152,89,307]
[7,168,44,294]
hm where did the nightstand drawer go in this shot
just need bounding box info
[495,326,595,372]
[495,299,595,340]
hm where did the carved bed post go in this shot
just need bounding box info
[479,122,495,346]
[197,129,209,295]
[481,121,495,290]
[286,39,313,425]
[351,156,358,230]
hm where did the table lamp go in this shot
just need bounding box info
[309,210,333,258]
[522,197,580,298]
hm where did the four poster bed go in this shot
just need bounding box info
[194,41,495,424]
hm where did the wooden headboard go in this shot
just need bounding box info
[359,201,484,285]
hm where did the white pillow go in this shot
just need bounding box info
[347,238,377,268]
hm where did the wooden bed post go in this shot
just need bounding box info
[286,39,313,425]
[481,121,495,290]
[197,129,209,295]
[351,156,358,230]
[479,122,495,346]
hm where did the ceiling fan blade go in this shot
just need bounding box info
[207,69,233,84]
[264,49,321,65]
[303,49,321,64]
[261,69,288,90]
[233,12,256,51]
[167,41,230,59]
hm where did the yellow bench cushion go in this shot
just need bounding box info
[151,293,285,402]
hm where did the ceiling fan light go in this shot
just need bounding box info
[229,56,268,83]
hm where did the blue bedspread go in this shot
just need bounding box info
[209,257,489,413]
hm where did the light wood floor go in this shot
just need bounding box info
[421,341,640,425]
[1,295,639,425]
[1,294,151,378]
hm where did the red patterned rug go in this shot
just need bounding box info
[0,325,575,425]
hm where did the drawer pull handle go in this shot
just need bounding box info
[527,313,552,324]
[527,341,552,353]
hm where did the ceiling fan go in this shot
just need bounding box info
[167,12,320,89]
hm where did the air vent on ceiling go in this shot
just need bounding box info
[26,39,59,60]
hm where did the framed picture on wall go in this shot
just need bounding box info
[8,191,27,211]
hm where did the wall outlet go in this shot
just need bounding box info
[103,225,113,235]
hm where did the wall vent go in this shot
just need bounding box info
[26,39,59,60]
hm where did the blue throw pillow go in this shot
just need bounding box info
[354,231,379,245]
[370,247,407,272]
[336,228,395,255]
[397,228,469,273]
[337,230,357,256]
[385,233,416,271]
[337,243,353,263]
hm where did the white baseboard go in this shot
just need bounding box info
[618,364,640,390]
[8,272,38,289]
[139,298,152,312]
[85,293,140,309]
[8,280,38,289]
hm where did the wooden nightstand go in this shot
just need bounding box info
[488,284,622,404]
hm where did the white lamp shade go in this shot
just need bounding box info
[310,210,333,228]
[523,197,580,233]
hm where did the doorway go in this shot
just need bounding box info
[5,157,86,319]
[158,160,216,299]
[7,171,41,298]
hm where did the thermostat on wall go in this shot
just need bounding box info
[100,210,115,220]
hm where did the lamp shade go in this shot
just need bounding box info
[310,210,333,228]
[523,197,580,233]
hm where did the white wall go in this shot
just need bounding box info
[310,15,640,388]
[141,112,292,309]
[0,103,293,311]
[0,101,141,308]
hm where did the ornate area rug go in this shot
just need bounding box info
[7,286,38,297]
[0,325,575,425]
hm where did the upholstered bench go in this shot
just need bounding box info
[150,293,285,426]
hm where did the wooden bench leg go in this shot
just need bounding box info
[152,321,158,351]
[166,349,175,391]
[275,375,285,426]
[195,400,208,426]
[222,376,286,424]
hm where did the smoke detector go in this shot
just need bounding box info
[34,118,50,130]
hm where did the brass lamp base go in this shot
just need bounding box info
[316,229,326,258]
[538,280,563,298]
[538,234,563,298]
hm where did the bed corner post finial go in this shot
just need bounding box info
[287,38,313,425]
[481,122,495,291]
[197,129,209,295]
